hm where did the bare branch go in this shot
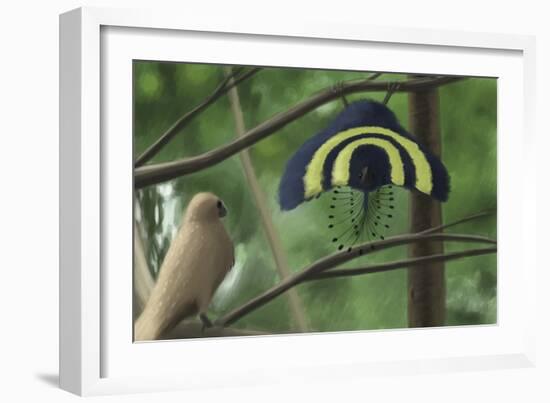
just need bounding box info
[215,231,495,327]
[160,320,269,339]
[134,67,262,167]
[366,72,383,81]
[420,209,496,235]
[135,75,466,188]
[158,247,497,337]
[224,66,309,332]
[382,81,401,105]
[307,246,496,281]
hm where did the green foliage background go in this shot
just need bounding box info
[134,62,497,334]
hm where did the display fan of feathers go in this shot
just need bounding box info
[278,99,450,253]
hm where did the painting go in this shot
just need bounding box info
[132,62,497,341]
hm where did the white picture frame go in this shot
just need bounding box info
[59,6,537,396]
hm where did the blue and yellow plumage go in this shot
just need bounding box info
[278,99,450,250]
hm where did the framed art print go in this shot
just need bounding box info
[59,7,537,396]
[132,64,495,341]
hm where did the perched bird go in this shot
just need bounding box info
[135,192,234,341]
[278,99,450,251]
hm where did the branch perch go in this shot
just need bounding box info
[160,320,269,339]
[135,75,466,188]
[420,209,496,235]
[213,205,493,326]
[307,246,496,281]
[215,231,495,327]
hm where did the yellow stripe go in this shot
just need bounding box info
[303,126,433,198]
[331,138,405,187]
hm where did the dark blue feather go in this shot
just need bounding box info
[278,99,450,211]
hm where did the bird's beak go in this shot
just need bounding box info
[359,166,369,186]
[219,203,228,218]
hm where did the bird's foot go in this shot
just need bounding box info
[199,313,213,334]
[331,81,349,107]
[382,81,401,105]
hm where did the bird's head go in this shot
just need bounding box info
[185,192,228,222]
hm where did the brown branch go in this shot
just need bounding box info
[162,246,496,337]
[135,75,466,188]
[420,209,496,235]
[134,67,262,167]
[224,66,309,332]
[366,72,383,81]
[307,246,496,281]
[159,320,269,340]
[215,231,495,327]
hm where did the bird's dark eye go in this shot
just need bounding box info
[359,166,376,188]
[216,199,228,217]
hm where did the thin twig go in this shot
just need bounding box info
[366,72,383,81]
[134,67,262,167]
[420,209,496,235]
[135,75,466,188]
[307,246,496,281]
[339,72,382,107]
[215,211,493,325]
[215,231,495,327]
[224,67,309,332]
[382,82,401,105]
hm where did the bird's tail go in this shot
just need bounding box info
[134,299,198,341]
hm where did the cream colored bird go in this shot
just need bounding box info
[135,192,234,341]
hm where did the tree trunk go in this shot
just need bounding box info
[407,82,446,327]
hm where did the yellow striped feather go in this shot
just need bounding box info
[303,126,433,198]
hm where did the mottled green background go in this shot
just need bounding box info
[134,62,497,334]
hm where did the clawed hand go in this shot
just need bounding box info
[199,313,214,334]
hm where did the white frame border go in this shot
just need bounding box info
[59,6,537,396]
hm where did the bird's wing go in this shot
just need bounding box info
[278,100,450,211]
[211,225,235,292]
